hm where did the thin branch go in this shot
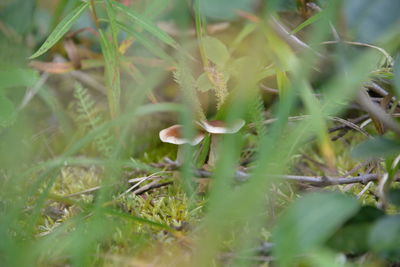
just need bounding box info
[356,89,400,136]
[268,17,324,59]
[160,159,392,186]
[366,82,389,97]
[18,72,50,110]
[322,41,393,66]
[260,84,279,94]
[327,115,369,133]
[64,174,169,198]
[64,185,102,197]
[249,115,370,137]
[133,181,173,195]
[357,181,374,199]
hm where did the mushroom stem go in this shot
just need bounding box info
[208,135,219,167]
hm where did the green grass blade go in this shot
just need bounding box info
[29,1,89,59]
[104,208,174,231]
[117,21,175,63]
[112,0,177,48]
[291,11,323,34]
[99,29,120,119]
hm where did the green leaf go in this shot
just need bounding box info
[202,36,230,66]
[29,1,89,59]
[0,95,17,127]
[291,12,323,34]
[394,55,400,99]
[388,189,400,206]
[369,215,400,261]
[272,192,360,265]
[196,72,213,92]
[328,206,384,254]
[351,136,400,159]
[112,1,176,48]
[0,68,39,90]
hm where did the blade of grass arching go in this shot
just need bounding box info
[30,102,181,171]
[66,70,174,265]
[112,0,177,48]
[299,81,336,170]
[102,0,121,121]
[276,69,290,98]
[192,64,263,266]
[117,21,176,64]
[231,43,384,267]
[174,58,204,200]
[22,102,180,229]
[291,11,323,34]
[38,84,73,136]
[47,194,174,231]
[193,4,372,264]
[105,0,118,44]
[20,96,175,229]
[104,208,174,231]
[193,102,293,267]
[233,54,378,267]
[92,70,170,205]
[29,1,89,59]
[194,0,209,70]
[99,29,120,120]
[24,157,155,176]
[229,23,257,54]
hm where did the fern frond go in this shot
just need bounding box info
[249,93,266,139]
[73,83,114,157]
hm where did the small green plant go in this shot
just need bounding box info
[1,0,400,266]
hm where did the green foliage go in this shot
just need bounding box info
[388,189,400,206]
[369,215,400,261]
[0,95,16,127]
[73,83,113,157]
[196,72,213,92]
[99,29,121,119]
[1,0,400,266]
[272,192,360,265]
[199,0,257,20]
[113,0,176,48]
[291,11,323,34]
[352,136,400,159]
[202,36,230,67]
[328,206,385,254]
[29,1,89,59]
[0,68,39,89]
[117,21,174,63]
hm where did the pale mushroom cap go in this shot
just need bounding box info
[159,125,205,145]
[197,119,245,134]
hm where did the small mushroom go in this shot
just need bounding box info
[159,124,205,163]
[197,119,245,167]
